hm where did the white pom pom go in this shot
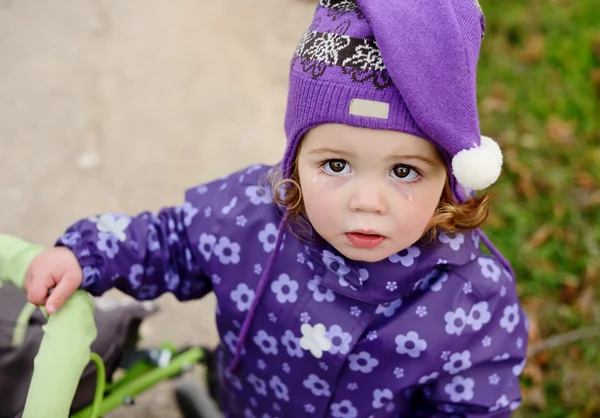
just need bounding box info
[451,136,503,190]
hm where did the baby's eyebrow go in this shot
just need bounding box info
[388,154,437,166]
[307,147,353,158]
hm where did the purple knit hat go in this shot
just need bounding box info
[283,0,502,194]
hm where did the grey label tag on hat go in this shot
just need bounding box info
[349,99,389,120]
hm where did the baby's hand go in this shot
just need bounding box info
[24,247,83,314]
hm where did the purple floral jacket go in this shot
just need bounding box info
[58,165,528,417]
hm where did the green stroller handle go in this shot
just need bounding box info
[0,234,98,418]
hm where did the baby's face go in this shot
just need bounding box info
[297,124,447,262]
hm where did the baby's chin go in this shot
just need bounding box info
[334,243,403,263]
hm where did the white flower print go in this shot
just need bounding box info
[297,252,306,264]
[463,282,473,294]
[61,231,81,246]
[165,269,179,291]
[386,281,398,291]
[258,223,279,253]
[198,233,216,261]
[418,372,439,384]
[236,215,247,227]
[270,274,299,304]
[253,330,278,355]
[444,308,468,336]
[444,376,475,402]
[128,264,143,289]
[468,301,492,331]
[500,285,507,297]
[441,351,451,361]
[214,236,241,264]
[330,400,358,418]
[516,337,523,349]
[489,394,510,412]
[472,230,481,248]
[250,397,258,407]
[269,375,289,402]
[493,353,510,361]
[178,201,198,226]
[93,213,130,242]
[97,232,119,259]
[416,268,449,292]
[395,331,427,358]
[282,362,291,373]
[388,246,421,266]
[82,266,100,287]
[372,388,393,408]
[513,358,527,376]
[254,263,262,275]
[203,206,212,218]
[196,185,208,194]
[300,312,311,323]
[348,351,379,373]
[366,330,378,340]
[482,336,492,347]
[224,331,239,354]
[500,303,521,333]
[247,374,268,396]
[245,185,272,205]
[268,313,277,323]
[219,182,228,191]
[347,382,358,391]
[478,257,501,282]
[281,330,304,358]
[225,370,243,391]
[443,350,473,375]
[439,232,465,251]
[326,325,353,355]
[393,367,404,378]
[257,359,266,370]
[350,306,361,316]
[300,323,332,358]
[489,373,500,385]
[319,361,328,371]
[230,283,255,312]
[211,274,221,285]
[221,196,237,215]
[305,404,316,413]
[375,298,402,317]
[303,374,331,397]
[322,250,351,277]
[415,306,427,317]
[342,38,385,71]
[304,32,351,65]
[307,276,336,303]
[510,401,522,411]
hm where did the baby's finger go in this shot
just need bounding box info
[25,272,53,306]
[45,274,79,314]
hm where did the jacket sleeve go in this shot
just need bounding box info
[56,175,234,301]
[421,266,528,417]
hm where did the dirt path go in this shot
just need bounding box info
[0,0,315,416]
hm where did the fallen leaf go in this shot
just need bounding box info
[519,35,545,63]
[546,116,576,145]
[576,171,597,190]
[576,286,595,317]
[525,224,555,249]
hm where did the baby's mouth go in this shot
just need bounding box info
[345,230,386,249]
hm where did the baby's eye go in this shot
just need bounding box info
[391,164,420,181]
[323,160,351,175]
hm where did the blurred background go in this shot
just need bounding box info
[0,0,598,416]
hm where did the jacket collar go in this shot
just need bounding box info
[303,230,481,304]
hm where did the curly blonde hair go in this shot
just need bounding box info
[267,158,489,243]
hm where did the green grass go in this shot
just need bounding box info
[478,0,600,415]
